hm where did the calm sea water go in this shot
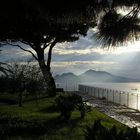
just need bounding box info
[56,82,140,94]
[81,82,140,94]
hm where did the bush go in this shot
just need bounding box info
[55,94,75,120]
[76,102,92,118]
[55,93,91,120]
[84,119,140,140]
[0,62,45,94]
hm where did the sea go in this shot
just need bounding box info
[56,82,140,94]
[81,82,140,94]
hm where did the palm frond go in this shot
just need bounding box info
[113,0,140,7]
[96,9,140,48]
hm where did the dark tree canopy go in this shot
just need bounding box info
[0,0,140,94]
[96,0,140,47]
[0,0,139,46]
[0,0,100,95]
[0,0,100,46]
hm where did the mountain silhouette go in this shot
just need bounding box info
[54,69,140,83]
[55,72,80,84]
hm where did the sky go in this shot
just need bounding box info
[1,28,140,79]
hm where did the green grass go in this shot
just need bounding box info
[0,93,19,104]
[0,92,48,105]
[0,96,125,140]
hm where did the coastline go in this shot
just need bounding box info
[77,92,140,132]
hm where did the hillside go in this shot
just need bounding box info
[54,69,140,83]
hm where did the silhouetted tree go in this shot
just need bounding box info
[0,1,139,96]
[6,62,44,106]
[0,48,12,76]
[0,62,12,76]
[0,0,99,96]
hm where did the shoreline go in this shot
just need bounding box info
[77,92,140,132]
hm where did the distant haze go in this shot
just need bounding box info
[55,69,140,84]
[1,29,140,79]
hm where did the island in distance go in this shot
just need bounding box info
[54,69,140,84]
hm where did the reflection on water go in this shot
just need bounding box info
[56,82,140,93]
[82,82,140,94]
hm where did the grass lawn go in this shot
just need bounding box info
[0,96,125,140]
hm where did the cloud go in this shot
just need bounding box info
[51,60,117,75]
[0,44,36,62]
[52,61,116,67]
[0,29,140,79]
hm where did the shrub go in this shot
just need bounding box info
[55,94,75,120]
[55,93,91,120]
[76,102,92,118]
[84,119,140,140]
[55,93,85,120]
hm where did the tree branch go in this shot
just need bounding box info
[0,62,9,65]
[43,38,57,50]
[43,42,52,50]
[20,40,36,50]
[0,66,13,75]
[0,67,8,76]
[0,62,13,75]
[121,6,140,20]
[1,42,38,61]
[46,38,58,70]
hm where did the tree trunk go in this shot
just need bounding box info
[36,40,57,96]
[39,63,56,96]
[18,92,22,107]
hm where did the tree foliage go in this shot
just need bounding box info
[6,62,44,93]
[0,0,99,96]
[0,0,140,94]
[55,93,91,120]
[0,62,45,106]
[84,119,140,140]
[96,0,140,47]
[0,1,139,47]
[0,1,139,48]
